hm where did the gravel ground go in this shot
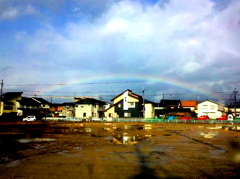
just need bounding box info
[1,121,240,179]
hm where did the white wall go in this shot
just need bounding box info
[197,101,224,118]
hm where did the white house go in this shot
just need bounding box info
[74,98,107,119]
[197,100,226,119]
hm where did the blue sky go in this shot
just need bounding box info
[0,0,240,103]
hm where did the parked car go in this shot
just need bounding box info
[179,116,192,120]
[23,115,36,121]
[196,115,210,120]
[216,115,227,120]
[227,114,233,121]
[92,118,106,122]
[168,116,175,120]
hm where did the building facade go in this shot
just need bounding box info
[75,98,107,119]
[105,89,155,120]
[197,100,226,118]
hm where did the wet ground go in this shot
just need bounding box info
[1,121,240,179]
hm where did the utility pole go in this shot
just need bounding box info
[232,88,238,120]
[0,80,3,116]
[142,87,145,118]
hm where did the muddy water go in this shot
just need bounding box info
[1,122,240,178]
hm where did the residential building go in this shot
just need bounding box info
[49,103,64,117]
[104,89,155,120]
[155,99,193,117]
[0,101,3,115]
[197,100,226,118]
[75,98,107,119]
[1,92,23,116]
[181,101,198,112]
[62,102,75,117]
[227,105,240,118]
[144,99,156,118]
[17,97,51,117]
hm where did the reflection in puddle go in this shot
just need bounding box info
[104,124,153,145]
[104,124,152,132]
[6,159,25,167]
[210,149,226,155]
[18,138,56,143]
[113,134,152,145]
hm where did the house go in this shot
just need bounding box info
[181,101,198,112]
[104,89,155,120]
[197,100,226,119]
[49,103,64,117]
[61,102,75,117]
[74,98,107,119]
[155,99,192,117]
[1,92,23,116]
[227,104,240,118]
[17,97,51,117]
[144,99,156,118]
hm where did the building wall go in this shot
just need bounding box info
[144,103,155,118]
[114,100,142,118]
[104,106,118,120]
[228,107,240,117]
[0,101,3,115]
[113,94,124,104]
[198,101,225,118]
[3,96,22,114]
[75,104,101,118]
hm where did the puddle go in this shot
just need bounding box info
[61,127,93,133]
[18,138,56,143]
[104,124,152,132]
[34,145,47,149]
[73,147,83,151]
[112,134,152,145]
[210,149,226,155]
[206,125,222,130]
[6,159,25,167]
[104,136,113,140]
[200,131,218,138]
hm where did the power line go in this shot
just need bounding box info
[4,81,144,87]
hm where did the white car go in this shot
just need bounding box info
[92,118,102,122]
[92,118,106,122]
[23,115,36,122]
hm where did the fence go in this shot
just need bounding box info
[42,117,240,124]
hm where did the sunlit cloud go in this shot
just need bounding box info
[1,0,240,102]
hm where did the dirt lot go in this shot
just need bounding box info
[1,121,240,179]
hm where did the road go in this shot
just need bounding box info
[0,121,240,178]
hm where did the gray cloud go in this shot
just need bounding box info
[1,0,240,102]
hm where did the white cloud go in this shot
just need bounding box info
[2,0,240,101]
[1,7,19,20]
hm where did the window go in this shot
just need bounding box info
[93,113,96,117]
[109,113,112,117]
[4,103,13,110]
[128,102,135,108]
[124,112,131,117]
[210,105,215,109]
[118,103,121,107]
[83,113,86,117]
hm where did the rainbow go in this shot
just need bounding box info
[36,73,219,100]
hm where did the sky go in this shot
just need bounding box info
[0,0,240,104]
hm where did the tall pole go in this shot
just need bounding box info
[0,80,3,115]
[233,88,238,120]
[142,87,145,118]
